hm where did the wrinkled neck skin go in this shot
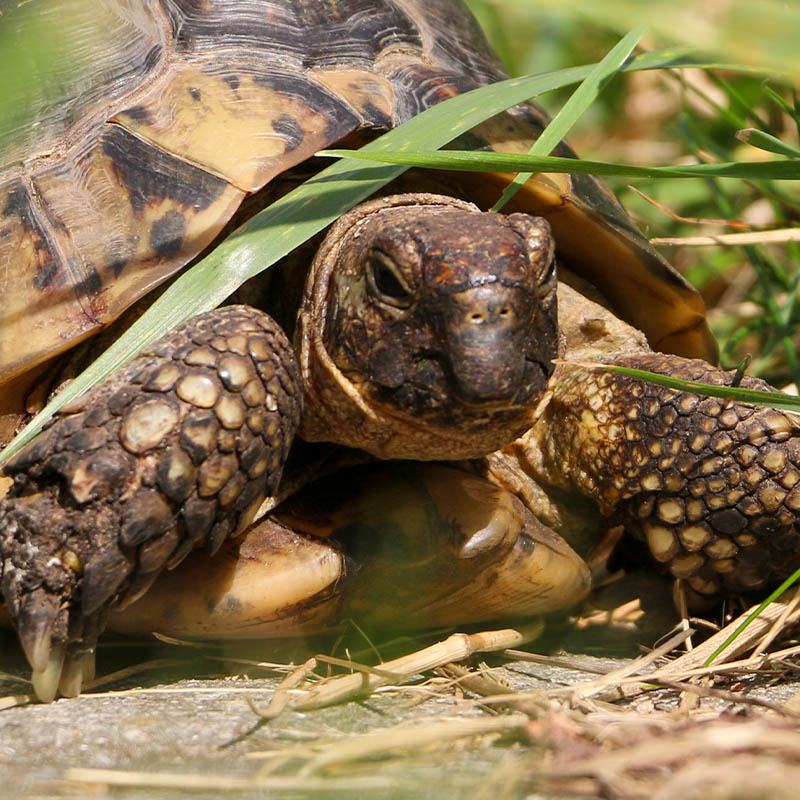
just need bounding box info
[482,279,653,551]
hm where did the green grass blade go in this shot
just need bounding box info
[492,26,645,212]
[704,567,800,666]
[0,49,718,462]
[570,361,800,414]
[319,149,800,180]
[762,83,797,119]
[736,128,800,158]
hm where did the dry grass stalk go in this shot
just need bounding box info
[298,714,530,774]
[628,185,750,228]
[644,677,800,717]
[0,693,31,711]
[539,596,800,710]
[752,585,800,658]
[651,227,800,246]
[502,650,614,675]
[436,661,512,702]
[292,623,543,711]
[378,632,695,716]
[575,597,648,630]
[536,716,800,800]
[64,767,402,793]
[435,596,800,718]
[313,652,407,680]
[655,595,800,677]
[247,656,317,721]
[84,657,188,691]
[568,627,693,704]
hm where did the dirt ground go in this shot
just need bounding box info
[4,603,800,800]
[0,626,599,800]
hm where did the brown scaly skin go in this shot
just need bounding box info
[493,283,800,602]
[539,355,800,597]
[0,196,559,701]
[0,306,302,700]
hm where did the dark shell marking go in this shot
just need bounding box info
[0,306,301,665]
[0,0,511,385]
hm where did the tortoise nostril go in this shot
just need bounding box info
[469,308,511,324]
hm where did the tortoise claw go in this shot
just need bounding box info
[16,593,100,702]
[17,593,60,674]
[58,651,96,698]
[457,503,517,558]
[81,548,133,616]
[31,642,66,704]
[115,572,158,611]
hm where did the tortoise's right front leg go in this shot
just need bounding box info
[513,353,800,601]
[0,306,301,701]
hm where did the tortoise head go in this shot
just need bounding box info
[296,194,558,460]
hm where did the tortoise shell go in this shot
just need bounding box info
[0,0,713,406]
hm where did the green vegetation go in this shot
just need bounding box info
[466,0,800,387]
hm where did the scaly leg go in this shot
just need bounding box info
[0,306,301,701]
[517,353,800,598]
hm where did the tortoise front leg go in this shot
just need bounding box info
[0,306,301,701]
[519,353,800,599]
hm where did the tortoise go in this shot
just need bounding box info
[2,0,800,704]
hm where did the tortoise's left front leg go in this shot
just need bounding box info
[0,306,301,701]
[511,353,800,601]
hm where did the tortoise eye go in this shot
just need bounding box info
[368,253,413,308]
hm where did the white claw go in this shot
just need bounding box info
[31,643,66,703]
[23,625,53,675]
[458,507,515,558]
[58,651,95,698]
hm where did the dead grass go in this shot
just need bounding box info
[6,592,800,799]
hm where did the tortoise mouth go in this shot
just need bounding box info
[372,350,551,416]
[458,354,553,409]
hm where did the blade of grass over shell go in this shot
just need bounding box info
[491,26,645,212]
[561,360,800,414]
[318,150,800,181]
[0,50,728,462]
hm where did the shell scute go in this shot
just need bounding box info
[0,0,715,397]
[163,0,422,66]
[114,63,366,192]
